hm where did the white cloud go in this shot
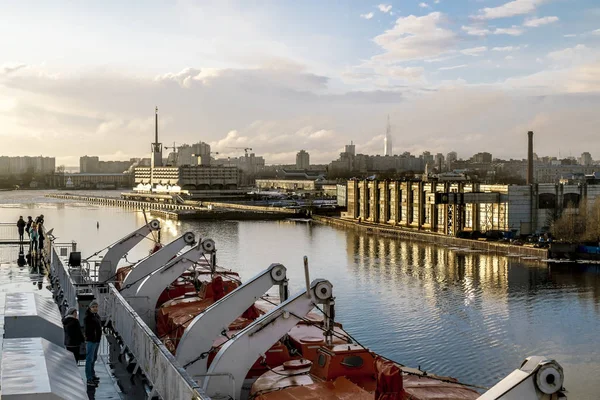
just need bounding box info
[472,0,545,21]
[547,44,588,62]
[371,12,457,62]
[461,46,488,56]
[360,12,374,19]
[524,16,559,27]
[492,46,520,52]
[505,55,514,60]
[378,4,392,13]
[419,3,431,8]
[462,25,491,36]
[593,29,600,35]
[563,34,577,38]
[439,64,468,71]
[494,26,525,36]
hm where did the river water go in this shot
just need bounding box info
[1,190,598,399]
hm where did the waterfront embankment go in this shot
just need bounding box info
[312,215,549,260]
[45,193,301,220]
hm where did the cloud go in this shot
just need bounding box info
[492,46,521,52]
[593,29,600,35]
[472,0,545,21]
[493,26,525,36]
[377,4,392,13]
[462,25,491,36]
[524,16,559,27]
[419,3,431,8]
[439,64,468,71]
[505,55,514,60]
[360,12,374,20]
[1,64,27,75]
[371,12,457,62]
[563,34,577,38]
[547,44,588,62]
[463,25,524,37]
[461,47,488,56]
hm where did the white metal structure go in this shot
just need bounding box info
[127,239,216,330]
[176,263,288,382]
[202,278,334,400]
[98,219,161,282]
[120,231,196,295]
[479,356,566,400]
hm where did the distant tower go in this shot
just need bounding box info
[151,107,163,168]
[296,150,310,169]
[384,115,392,156]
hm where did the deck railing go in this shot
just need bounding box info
[49,241,210,400]
[0,222,20,241]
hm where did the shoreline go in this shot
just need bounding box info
[312,215,549,261]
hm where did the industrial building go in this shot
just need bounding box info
[342,179,600,236]
[64,173,133,189]
[342,132,600,236]
[133,108,240,195]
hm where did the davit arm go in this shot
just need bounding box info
[176,263,289,381]
[478,356,566,400]
[202,279,334,400]
[97,219,161,282]
[129,238,216,330]
[120,231,196,296]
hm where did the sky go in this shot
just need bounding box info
[1,0,599,166]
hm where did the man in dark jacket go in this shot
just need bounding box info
[16,216,26,241]
[84,300,102,387]
[62,307,84,362]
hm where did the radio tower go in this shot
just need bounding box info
[384,115,392,156]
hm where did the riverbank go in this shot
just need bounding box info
[312,215,549,260]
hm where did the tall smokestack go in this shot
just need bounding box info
[527,131,534,184]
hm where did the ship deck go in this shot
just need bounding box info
[0,244,145,400]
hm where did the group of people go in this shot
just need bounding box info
[62,300,102,387]
[16,215,45,252]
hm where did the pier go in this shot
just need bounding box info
[45,193,302,220]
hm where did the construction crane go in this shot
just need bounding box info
[164,142,181,166]
[227,147,253,156]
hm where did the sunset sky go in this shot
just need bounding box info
[1,0,599,166]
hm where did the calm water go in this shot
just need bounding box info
[1,190,599,399]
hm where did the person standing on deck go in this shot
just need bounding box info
[29,223,39,252]
[84,300,102,387]
[63,307,84,362]
[25,216,33,238]
[37,223,45,253]
[16,216,26,241]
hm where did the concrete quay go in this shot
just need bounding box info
[45,193,302,220]
[313,215,549,261]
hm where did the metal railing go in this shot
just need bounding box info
[49,241,209,399]
[106,285,209,400]
[50,244,79,314]
[0,222,21,241]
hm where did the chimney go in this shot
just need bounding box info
[527,131,534,184]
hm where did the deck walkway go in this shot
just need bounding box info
[0,244,134,400]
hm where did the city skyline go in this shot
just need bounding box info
[1,1,599,166]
